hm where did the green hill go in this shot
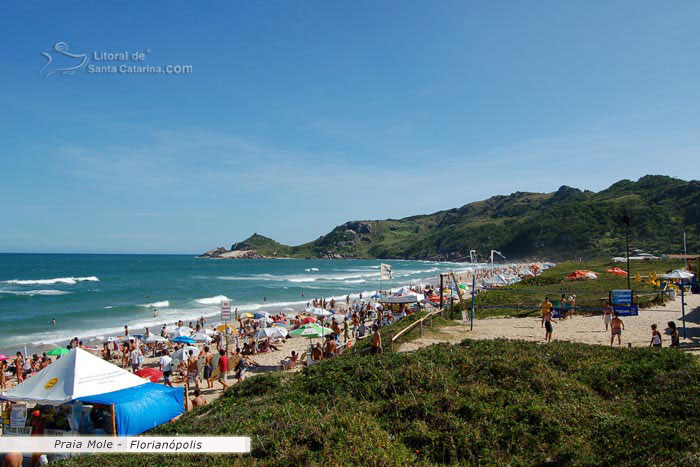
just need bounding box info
[210,175,700,260]
[60,339,700,466]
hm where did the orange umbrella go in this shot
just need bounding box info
[606,267,628,276]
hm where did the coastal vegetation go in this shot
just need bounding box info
[60,338,700,466]
[202,175,700,261]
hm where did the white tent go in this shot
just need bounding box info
[0,348,146,405]
[485,274,510,287]
[172,346,200,361]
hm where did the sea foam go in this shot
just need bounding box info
[2,276,100,286]
[195,295,230,305]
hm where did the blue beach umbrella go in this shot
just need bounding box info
[172,336,196,344]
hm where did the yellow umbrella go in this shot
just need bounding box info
[216,322,237,332]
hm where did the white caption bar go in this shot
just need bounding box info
[0,436,250,453]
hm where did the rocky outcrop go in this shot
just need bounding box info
[198,247,228,258]
[198,247,264,259]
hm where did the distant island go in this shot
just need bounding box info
[200,175,699,261]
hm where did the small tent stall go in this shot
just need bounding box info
[0,348,183,436]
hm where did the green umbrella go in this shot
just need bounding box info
[46,347,70,356]
[290,324,333,338]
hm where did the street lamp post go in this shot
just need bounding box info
[623,215,631,290]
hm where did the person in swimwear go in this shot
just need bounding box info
[610,312,624,346]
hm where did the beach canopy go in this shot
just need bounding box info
[172,346,200,361]
[661,269,695,280]
[309,308,332,317]
[254,327,288,340]
[77,383,183,436]
[215,322,237,332]
[253,311,270,320]
[379,295,419,304]
[172,336,196,344]
[47,347,70,356]
[606,267,629,276]
[484,274,510,287]
[0,347,147,405]
[145,335,167,343]
[190,333,212,343]
[0,354,9,361]
[566,270,598,280]
[301,316,317,324]
[290,324,333,338]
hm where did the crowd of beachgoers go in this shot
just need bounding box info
[1,263,555,411]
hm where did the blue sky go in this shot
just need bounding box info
[2,1,699,253]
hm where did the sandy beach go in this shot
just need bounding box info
[400,292,700,353]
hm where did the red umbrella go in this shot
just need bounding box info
[135,368,163,382]
[301,316,317,325]
[606,267,628,276]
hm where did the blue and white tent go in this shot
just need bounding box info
[0,348,183,436]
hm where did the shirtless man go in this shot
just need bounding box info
[311,343,323,361]
[187,350,200,391]
[203,346,214,389]
[543,305,554,342]
[540,297,553,328]
[323,335,337,359]
[370,325,382,354]
[189,388,206,410]
[610,312,624,346]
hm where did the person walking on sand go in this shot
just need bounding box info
[649,324,662,348]
[567,294,576,319]
[159,349,173,387]
[216,349,229,391]
[668,321,680,348]
[603,301,613,331]
[203,346,214,389]
[186,350,199,391]
[543,305,553,343]
[559,294,567,321]
[370,325,382,355]
[540,297,553,328]
[610,312,624,346]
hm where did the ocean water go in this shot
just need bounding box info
[0,254,473,351]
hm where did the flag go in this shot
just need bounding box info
[380,263,392,280]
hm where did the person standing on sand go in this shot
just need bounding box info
[567,295,576,319]
[559,294,567,321]
[543,306,553,342]
[203,346,214,389]
[603,301,613,331]
[610,312,624,346]
[540,297,553,328]
[668,321,680,347]
[371,325,382,354]
[649,324,662,348]
[187,350,199,391]
[216,349,229,391]
[160,349,173,387]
